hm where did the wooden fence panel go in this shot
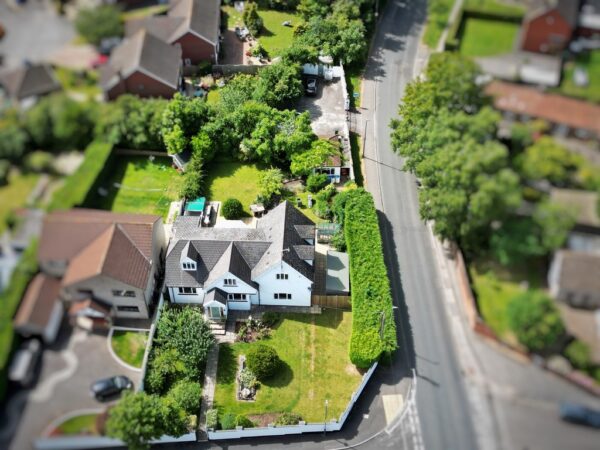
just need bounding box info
[311,295,351,309]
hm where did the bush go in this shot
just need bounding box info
[330,229,346,251]
[220,413,237,430]
[306,173,328,193]
[24,151,54,173]
[239,367,259,390]
[235,414,255,428]
[261,311,280,328]
[243,2,263,35]
[222,198,244,219]
[564,340,592,371]
[507,291,565,354]
[167,381,201,415]
[206,409,218,430]
[275,412,302,425]
[344,189,397,367]
[0,160,10,186]
[246,344,281,381]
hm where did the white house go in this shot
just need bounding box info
[165,201,315,320]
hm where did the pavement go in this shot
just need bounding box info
[1,324,142,450]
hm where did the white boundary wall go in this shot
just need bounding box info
[35,432,196,450]
[208,361,378,440]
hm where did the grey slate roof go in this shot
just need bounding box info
[294,225,315,241]
[100,29,182,91]
[205,288,228,305]
[0,64,60,100]
[166,201,315,288]
[326,251,350,294]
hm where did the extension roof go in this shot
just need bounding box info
[554,250,600,294]
[166,202,315,288]
[100,29,182,92]
[13,274,61,331]
[0,64,60,100]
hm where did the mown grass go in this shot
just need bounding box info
[85,155,183,219]
[55,414,99,436]
[423,0,455,48]
[459,18,519,57]
[214,310,361,423]
[555,51,600,103]
[111,330,148,369]
[0,171,39,235]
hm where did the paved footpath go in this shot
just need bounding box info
[198,344,220,439]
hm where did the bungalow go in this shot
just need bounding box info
[165,201,315,320]
[100,29,183,100]
[521,0,580,54]
[125,0,221,65]
[13,209,167,342]
[0,63,60,109]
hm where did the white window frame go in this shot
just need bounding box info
[182,262,196,270]
[178,287,197,295]
[227,293,247,302]
[274,293,292,300]
[276,273,289,280]
[223,278,236,286]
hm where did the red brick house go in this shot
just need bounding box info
[125,0,221,65]
[100,30,182,100]
[521,0,581,53]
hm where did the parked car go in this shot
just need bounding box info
[98,37,122,55]
[90,375,133,400]
[305,77,317,96]
[9,339,42,388]
[559,403,600,429]
[91,54,108,69]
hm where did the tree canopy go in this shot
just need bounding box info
[290,139,340,176]
[75,5,123,46]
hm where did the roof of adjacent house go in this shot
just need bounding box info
[485,80,600,136]
[0,63,60,100]
[39,209,160,289]
[558,303,600,364]
[125,0,220,46]
[550,188,600,229]
[554,250,600,294]
[13,273,61,331]
[527,0,581,26]
[476,51,562,87]
[166,201,315,288]
[100,29,182,92]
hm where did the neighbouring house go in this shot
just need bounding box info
[314,148,343,183]
[485,80,600,139]
[13,274,63,344]
[578,0,600,38]
[100,29,183,100]
[12,210,167,339]
[165,201,315,320]
[125,0,221,65]
[0,63,60,109]
[521,0,580,54]
[549,250,600,309]
[476,51,562,87]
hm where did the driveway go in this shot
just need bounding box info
[0,0,75,67]
[297,78,347,139]
[0,322,142,450]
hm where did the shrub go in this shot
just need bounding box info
[235,415,255,428]
[239,368,259,390]
[507,291,565,354]
[243,2,263,35]
[246,344,281,380]
[222,198,244,219]
[220,413,237,430]
[206,409,218,430]
[261,311,280,328]
[344,189,397,367]
[564,340,592,371]
[275,412,302,425]
[330,229,346,251]
[0,160,9,186]
[306,173,328,193]
[167,381,201,415]
[24,151,54,173]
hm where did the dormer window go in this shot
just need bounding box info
[276,273,289,280]
[182,262,196,271]
[224,278,236,286]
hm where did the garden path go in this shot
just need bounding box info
[198,344,220,436]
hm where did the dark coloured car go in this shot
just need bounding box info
[559,402,600,429]
[90,375,133,401]
[305,77,317,96]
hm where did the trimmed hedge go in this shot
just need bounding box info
[47,141,113,211]
[344,189,397,368]
[0,240,38,401]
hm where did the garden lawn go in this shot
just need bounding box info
[54,414,99,436]
[0,172,39,235]
[111,330,148,369]
[459,18,519,57]
[423,0,454,47]
[86,155,183,219]
[291,190,328,225]
[464,0,525,15]
[222,6,299,56]
[204,162,264,216]
[214,310,362,423]
[555,51,600,103]
[470,258,545,344]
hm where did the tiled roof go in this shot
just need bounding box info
[485,81,600,136]
[0,64,60,100]
[555,250,600,294]
[169,0,220,45]
[13,273,61,330]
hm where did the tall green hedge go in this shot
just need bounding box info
[344,189,397,367]
[0,240,39,401]
[47,141,113,211]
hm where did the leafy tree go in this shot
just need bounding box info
[0,123,28,162]
[106,391,170,450]
[507,291,565,353]
[190,131,214,161]
[179,155,205,199]
[532,200,575,252]
[246,344,281,380]
[145,347,188,395]
[243,2,263,35]
[161,94,213,154]
[222,198,244,219]
[298,0,331,19]
[516,137,583,186]
[291,140,340,177]
[218,75,258,114]
[257,168,284,203]
[306,173,328,193]
[163,125,187,156]
[166,380,201,415]
[75,5,123,46]
[254,62,304,108]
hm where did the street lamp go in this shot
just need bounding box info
[323,399,329,435]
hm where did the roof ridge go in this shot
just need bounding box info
[99,224,117,272]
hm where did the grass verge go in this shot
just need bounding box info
[54,414,99,436]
